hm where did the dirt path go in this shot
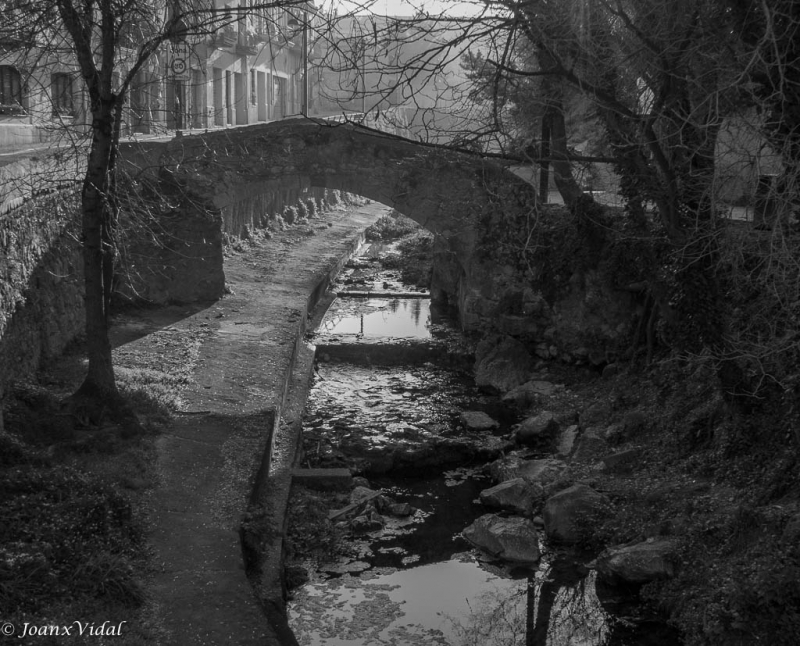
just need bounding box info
[125,203,388,644]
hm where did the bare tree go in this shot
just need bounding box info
[0,0,322,420]
[314,0,798,391]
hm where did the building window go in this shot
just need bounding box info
[51,72,74,117]
[0,66,23,114]
[250,69,257,105]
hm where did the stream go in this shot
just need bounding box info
[287,242,679,646]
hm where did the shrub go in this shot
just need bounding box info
[283,205,297,225]
[296,200,309,221]
[0,464,144,617]
[329,190,341,206]
[365,212,420,241]
[306,197,317,218]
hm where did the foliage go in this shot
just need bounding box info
[394,231,434,288]
[285,487,346,563]
[283,205,298,225]
[0,453,145,622]
[296,200,309,221]
[305,197,318,218]
[364,211,419,241]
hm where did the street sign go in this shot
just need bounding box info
[170,42,190,81]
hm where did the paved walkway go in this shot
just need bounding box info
[134,203,387,644]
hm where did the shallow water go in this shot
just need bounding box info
[289,250,680,645]
[318,297,431,339]
[290,559,526,646]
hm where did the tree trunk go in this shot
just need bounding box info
[548,99,585,209]
[536,46,587,210]
[76,100,118,399]
[538,112,551,203]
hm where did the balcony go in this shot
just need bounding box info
[0,104,26,117]
[212,29,238,49]
[0,28,34,50]
[253,23,276,44]
[234,35,260,56]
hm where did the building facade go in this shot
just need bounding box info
[0,1,319,152]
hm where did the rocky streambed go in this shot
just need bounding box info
[284,239,681,645]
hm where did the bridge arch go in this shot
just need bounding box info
[121,119,544,328]
[152,119,539,237]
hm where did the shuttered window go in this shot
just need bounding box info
[51,72,74,117]
[0,66,23,113]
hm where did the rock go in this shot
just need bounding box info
[602,363,619,378]
[594,538,679,584]
[543,484,611,544]
[535,343,551,360]
[462,514,540,564]
[782,515,800,549]
[284,564,309,590]
[385,502,414,517]
[350,512,384,533]
[460,411,500,431]
[530,380,559,396]
[479,478,544,516]
[604,423,625,445]
[487,455,569,489]
[580,402,611,426]
[516,411,559,445]
[475,334,535,393]
[601,448,642,473]
[501,380,557,409]
[557,425,580,457]
[350,486,379,503]
[622,410,648,437]
[571,427,608,463]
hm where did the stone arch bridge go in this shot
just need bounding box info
[121,119,541,330]
[121,119,630,354]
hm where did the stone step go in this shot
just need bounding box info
[291,467,353,491]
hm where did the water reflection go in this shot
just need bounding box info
[290,559,623,646]
[319,298,431,338]
[446,565,609,646]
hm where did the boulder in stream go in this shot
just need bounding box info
[479,478,544,516]
[543,484,611,544]
[474,334,534,393]
[571,427,609,463]
[594,537,680,584]
[460,410,500,431]
[557,425,580,457]
[462,514,541,564]
[515,411,559,445]
[501,380,559,409]
[487,454,570,489]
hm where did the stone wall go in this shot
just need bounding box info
[115,202,225,305]
[0,151,228,401]
[221,185,328,239]
[0,186,84,395]
[432,203,638,365]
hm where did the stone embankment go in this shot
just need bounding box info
[460,337,680,585]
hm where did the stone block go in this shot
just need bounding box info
[291,467,353,491]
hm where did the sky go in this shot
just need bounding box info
[321,0,481,17]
